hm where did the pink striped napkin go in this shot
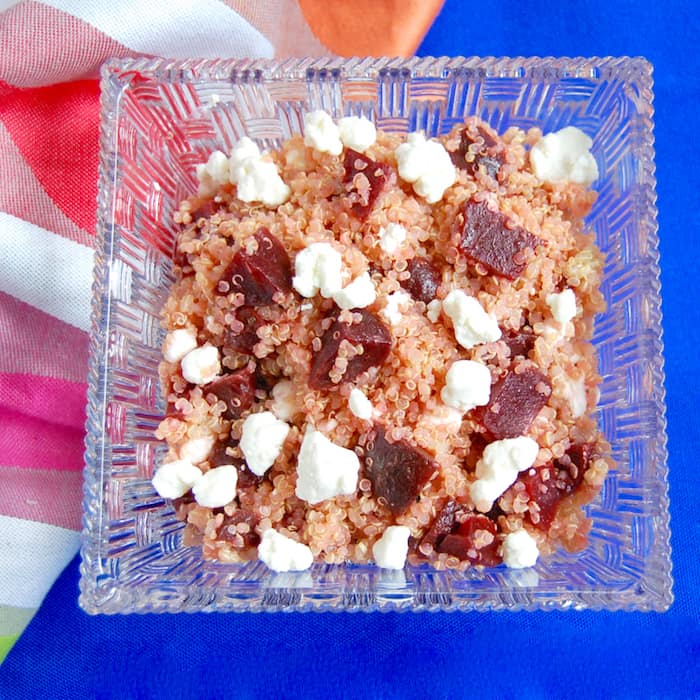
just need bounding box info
[0,0,441,661]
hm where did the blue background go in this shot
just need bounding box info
[3,1,699,696]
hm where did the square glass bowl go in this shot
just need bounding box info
[80,56,671,613]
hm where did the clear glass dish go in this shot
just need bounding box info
[80,56,671,613]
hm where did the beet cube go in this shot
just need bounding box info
[208,440,262,489]
[450,125,503,179]
[520,443,593,530]
[400,257,441,304]
[362,427,437,514]
[437,514,501,566]
[225,307,264,355]
[308,309,391,389]
[502,328,536,359]
[456,200,540,280]
[218,509,260,548]
[206,363,256,420]
[219,228,291,304]
[480,367,551,439]
[419,500,466,552]
[343,149,394,219]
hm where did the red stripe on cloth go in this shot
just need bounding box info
[0,374,86,472]
[0,292,89,383]
[0,122,92,247]
[0,78,100,235]
[0,466,82,531]
[0,1,134,88]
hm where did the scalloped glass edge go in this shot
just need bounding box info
[81,56,672,613]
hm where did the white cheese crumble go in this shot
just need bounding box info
[530,126,599,185]
[229,136,261,172]
[225,136,290,208]
[442,289,501,349]
[440,360,492,413]
[192,464,238,508]
[372,525,410,570]
[258,529,313,572]
[546,288,577,324]
[338,116,377,153]
[292,242,344,298]
[179,434,215,465]
[426,299,442,323]
[501,528,540,569]
[295,428,360,504]
[152,460,202,499]
[332,272,376,310]
[180,345,221,385]
[395,132,456,203]
[195,150,230,197]
[378,223,407,254]
[470,436,540,512]
[304,110,342,156]
[381,290,411,326]
[270,379,298,421]
[239,411,290,477]
[163,328,198,363]
[348,388,373,420]
[235,158,291,208]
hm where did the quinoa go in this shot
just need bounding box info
[155,116,612,571]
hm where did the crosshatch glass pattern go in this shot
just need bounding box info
[81,57,671,613]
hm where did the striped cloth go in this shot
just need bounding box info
[0,0,442,662]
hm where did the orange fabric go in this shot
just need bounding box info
[297,0,444,56]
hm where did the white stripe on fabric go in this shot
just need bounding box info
[0,1,21,11]
[0,213,94,332]
[0,515,79,608]
[36,0,274,58]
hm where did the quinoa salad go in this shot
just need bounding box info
[152,111,612,573]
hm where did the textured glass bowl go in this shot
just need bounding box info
[81,56,671,613]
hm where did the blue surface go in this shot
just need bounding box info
[3,1,699,697]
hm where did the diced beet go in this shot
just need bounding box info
[479,367,551,439]
[464,432,489,471]
[343,148,394,219]
[218,509,260,548]
[450,126,503,179]
[281,505,307,534]
[472,124,499,150]
[308,309,392,389]
[190,200,224,222]
[362,427,437,514]
[206,364,256,420]
[502,328,536,359]
[519,443,593,530]
[170,491,195,510]
[419,500,467,552]
[456,200,541,280]
[236,461,264,490]
[208,441,238,468]
[218,228,292,304]
[400,257,441,304]
[564,443,594,484]
[225,307,264,354]
[208,440,262,489]
[437,514,501,566]
[253,365,276,393]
